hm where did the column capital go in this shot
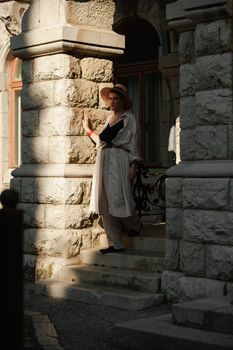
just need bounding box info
[167,160,233,178]
[10,24,124,59]
[166,0,230,31]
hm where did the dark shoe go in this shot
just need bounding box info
[99,246,125,254]
[128,223,143,237]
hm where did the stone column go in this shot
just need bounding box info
[162,0,233,302]
[10,0,124,280]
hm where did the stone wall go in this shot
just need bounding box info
[11,53,115,280]
[10,0,124,280]
[162,0,233,302]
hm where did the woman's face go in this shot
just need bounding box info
[108,92,125,112]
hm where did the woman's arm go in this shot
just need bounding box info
[82,115,100,144]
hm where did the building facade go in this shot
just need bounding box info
[0,0,232,301]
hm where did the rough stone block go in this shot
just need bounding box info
[195,53,232,92]
[45,204,91,230]
[48,136,70,164]
[183,209,233,246]
[161,270,184,302]
[165,177,183,208]
[180,241,205,277]
[226,282,233,298]
[178,276,225,302]
[10,178,22,200]
[183,178,229,210]
[165,239,180,271]
[33,54,81,81]
[22,178,35,203]
[195,125,228,160]
[179,30,195,64]
[22,110,40,137]
[206,245,233,281]
[24,228,92,258]
[21,203,46,228]
[230,180,233,211]
[66,0,115,30]
[69,136,97,164]
[80,58,113,82]
[35,255,67,280]
[22,59,33,84]
[195,19,232,57]
[39,107,80,136]
[54,79,98,108]
[180,63,196,97]
[38,107,107,137]
[24,253,36,281]
[83,108,109,133]
[196,89,232,126]
[34,178,91,205]
[228,125,233,159]
[180,96,196,130]
[21,81,55,110]
[22,137,49,163]
[180,129,195,160]
[166,208,183,239]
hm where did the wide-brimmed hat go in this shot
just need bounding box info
[100,84,132,110]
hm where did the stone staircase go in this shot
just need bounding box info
[35,223,166,310]
[113,296,233,349]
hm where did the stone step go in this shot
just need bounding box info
[80,248,165,272]
[57,264,162,293]
[126,236,165,253]
[113,314,233,350]
[141,222,166,238]
[99,224,166,252]
[35,279,165,311]
[172,297,233,335]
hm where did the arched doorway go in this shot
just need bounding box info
[114,18,167,220]
[114,18,162,167]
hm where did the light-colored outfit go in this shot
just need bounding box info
[90,111,142,249]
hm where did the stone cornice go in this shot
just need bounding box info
[167,160,233,178]
[166,0,229,31]
[12,164,94,178]
[10,24,125,58]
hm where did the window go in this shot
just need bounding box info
[9,57,22,168]
[114,18,162,167]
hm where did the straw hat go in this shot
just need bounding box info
[100,84,132,110]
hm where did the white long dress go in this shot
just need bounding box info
[89,110,141,218]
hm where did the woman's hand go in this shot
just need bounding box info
[82,115,91,132]
[129,162,137,182]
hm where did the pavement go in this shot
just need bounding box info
[24,282,172,350]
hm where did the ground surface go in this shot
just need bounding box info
[24,286,172,350]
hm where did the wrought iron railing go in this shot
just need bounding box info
[133,164,167,222]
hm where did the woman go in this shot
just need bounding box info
[82,84,143,254]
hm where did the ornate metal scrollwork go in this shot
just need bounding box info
[133,163,167,222]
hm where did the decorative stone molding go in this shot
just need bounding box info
[11,24,125,58]
[166,0,229,31]
[12,164,93,178]
[167,160,233,178]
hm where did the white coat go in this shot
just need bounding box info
[89,111,141,217]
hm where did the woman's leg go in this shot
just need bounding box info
[100,190,125,249]
[121,212,143,236]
